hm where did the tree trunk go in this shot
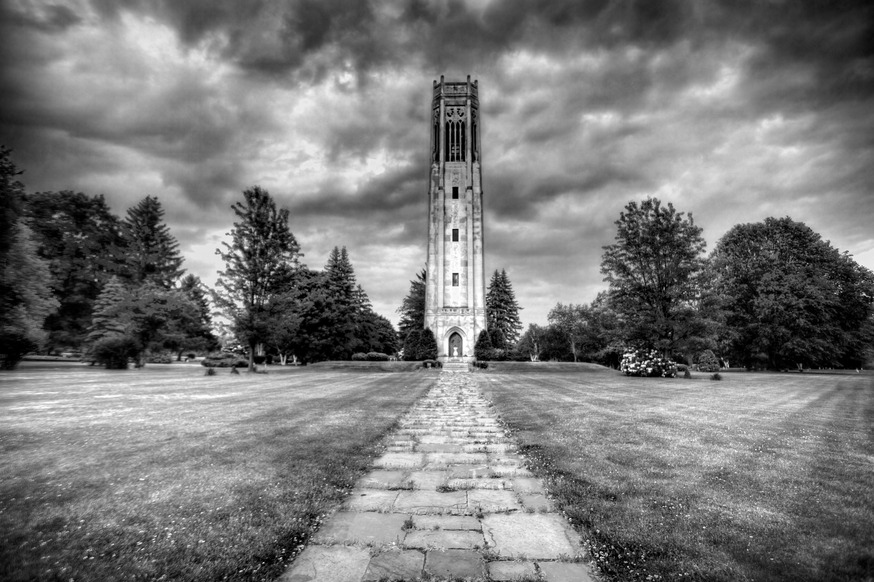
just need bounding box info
[248,342,256,372]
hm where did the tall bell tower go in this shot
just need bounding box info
[424,75,487,362]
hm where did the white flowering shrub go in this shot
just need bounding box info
[620,348,678,378]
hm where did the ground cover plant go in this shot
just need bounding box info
[0,362,434,581]
[478,365,873,582]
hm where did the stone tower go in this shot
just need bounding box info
[424,75,487,362]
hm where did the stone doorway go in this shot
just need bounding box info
[448,332,463,359]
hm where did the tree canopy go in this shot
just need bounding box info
[120,196,185,288]
[711,217,874,369]
[214,186,302,370]
[601,197,709,358]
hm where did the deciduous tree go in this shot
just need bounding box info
[601,198,708,358]
[214,187,302,371]
[711,217,874,369]
[25,191,124,351]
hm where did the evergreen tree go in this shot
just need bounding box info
[0,149,59,369]
[485,269,523,348]
[419,327,438,360]
[323,246,360,360]
[175,274,218,358]
[214,187,302,371]
[403,329,423,361]
[120,196,185,288]
[397,269,426,343]
[25,191,124,351]
[474,329,493,361]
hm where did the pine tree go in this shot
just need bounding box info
[403,329,422,361]
[485,269,523,348]
[420,327,438,360]
[474,329,493,361]
[397,269,426,343]
[214,187,302,371]
[176,274,218,358]
[323,246,360,359]
[120,196,185,288]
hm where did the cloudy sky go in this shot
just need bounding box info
[2,0,872,328]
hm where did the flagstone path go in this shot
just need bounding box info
[279,371,597,582]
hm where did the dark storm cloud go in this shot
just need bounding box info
[2,0,873,325]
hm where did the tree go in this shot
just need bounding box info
[86,277,201,368]
[214,187,302,371]
[0,222,59,368]
[547,303,592,362]
[402,329,423,361]
[474,329,493,361]
[601,197,708,358]
[486,269,523,348]
[710,217,874,369]
[119,196,185,288]
[175,274,219,358]
[515,324,546,361]
[397,269,426,343]
[419,327,438,360]
[25,191,125,351]
[0,149,59,369]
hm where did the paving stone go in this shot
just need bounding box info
[482,514,580,560]
[403,529,484,550]
[427,452,489,466]
[413,515,482,531]
[361,550,424,581]
[538,561,598,582]
[446,464,493,479]
[448,477,508,490]
[467,489,523,513]
[519,493,555,512]
[313,512,409,546]
[394,490,468,514]
[373,452,426,469]
[342,490,398,512]
[407,470,446,491]
[423,549,484,578]
[487,560,539,581]
[279,545,371,582]
[357,470,410,490]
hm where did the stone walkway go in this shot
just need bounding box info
[279,371,596,582]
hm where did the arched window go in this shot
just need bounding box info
[444,108,466,162]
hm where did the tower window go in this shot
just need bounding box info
[452,228,459,241]
[452,187,459,199]
[452,273,459,286]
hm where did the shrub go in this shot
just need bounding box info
[351,352,367,361]
[366,352,390,361]
[711,372,722,381]
[204,367,216,376]
[202,352,249,368]
[147,353,173,364]
[697,349,720,373]
[0,331,37,370]
[92,335,139,370]
[475,361,488,369]
[620,348,678,378]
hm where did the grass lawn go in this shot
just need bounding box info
[478,366,874,582]
[0,362,435,581]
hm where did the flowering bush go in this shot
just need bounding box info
[620,349,678,378]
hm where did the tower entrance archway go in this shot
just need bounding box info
[448,332,463,359]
